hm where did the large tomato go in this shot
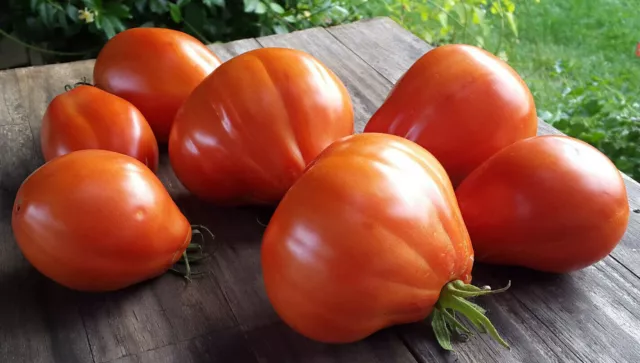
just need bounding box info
[169,47,354,205]
[93,28,222,143]
[40,85,159,172]
[456,135,629,273]
[261,133,508,349]
[11,150,192,292]
[364,44,538,186]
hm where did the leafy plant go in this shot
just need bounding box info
[541,77,640,180]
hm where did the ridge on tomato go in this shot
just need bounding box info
[261,133,510,350]
[456,135,630,273]
[40,85,159,172]
[93,27,222,143]
[169,47,354,205]
[364,44,538,186]
[11,149,196,292]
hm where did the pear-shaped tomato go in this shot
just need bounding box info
[41,85,159,172]
[456,135,629,273]
[261,133,509,350]
[94,28,222,143]
[169,47,354,205]
[11,150,192,292]
[364,44,537,186]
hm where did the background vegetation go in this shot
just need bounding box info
[1,0,638,180]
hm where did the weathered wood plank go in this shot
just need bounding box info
[0,125,94,363]
[329,16,640,362]
[246,322,418,363]
[0,70,30,126]
[106,328,257,363]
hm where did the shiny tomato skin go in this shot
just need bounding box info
[93,28,222,143]
[261,133,474,343]
[456,135,629,273]
[169,47,354,205]
[40,85,159,172]
[364,44,537,186]
[11,150,192,292]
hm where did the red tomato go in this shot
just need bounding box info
[11,150,192,292]
[169,47,354,205]
[364,44,538,186]
[261,133,508,348]
[456,135,629,273]
[93,28,222,143]
[40,85,159,172]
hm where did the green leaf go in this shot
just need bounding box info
[505,12,518,37]
[255,1,267,14]
[269,2,285,14]
[134,0,147,13]
[203,0,224,7]
[244,0,259,12]
[103,3,131,19]
[66,4,79,22]
[149,0,169,14]
[37,3,55,28]
[177,0,191,7]
[169,3,182,23]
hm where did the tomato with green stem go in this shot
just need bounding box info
[11,149,208,291]
[261,133,510,350]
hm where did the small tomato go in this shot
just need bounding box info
[40,85,159,172]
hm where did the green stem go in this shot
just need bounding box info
[430,280,511,351]
[0,28,92,57]
[169,225,217,281]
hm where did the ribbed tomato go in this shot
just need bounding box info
[93,28,222,143]
[261,133,509,350]
[11,150,192,292]
[456,135,629,273]
[364,44,537,186]
[169,47,354,205]
[40,85,159,172]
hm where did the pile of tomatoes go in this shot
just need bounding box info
[11,28,630,351]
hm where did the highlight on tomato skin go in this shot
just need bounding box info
[40,85,160,172]
[261,132,510,350]
[364,43,538,187]
[456,135,630,274]
[11,149,193,292]
[93,27,223,143]
[169,47,355,206]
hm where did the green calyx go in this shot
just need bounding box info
[169,225,217,281]
[430,280,511,351]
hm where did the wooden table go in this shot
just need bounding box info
[1,17,640,363]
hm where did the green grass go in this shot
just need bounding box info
[504,0,639,117]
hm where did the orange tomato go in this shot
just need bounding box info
[11,150,192,292]
[40,85,159,172]
[364,44,538,186]
[456,135,630,273]
[93,28,222,143]
[261,133,507,348]
[169,47,354,205]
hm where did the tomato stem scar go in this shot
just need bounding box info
[431,280,511,351]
